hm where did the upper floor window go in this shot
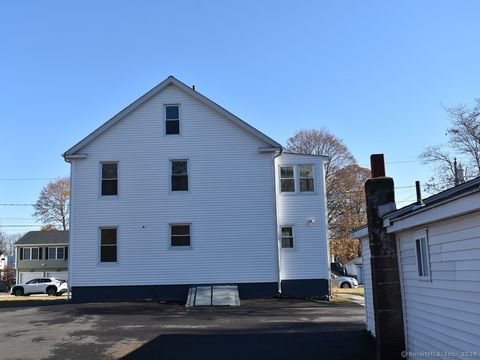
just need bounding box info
[299,165,314,192]
[281,226,294,248]
[280,166,295,192]
[47,247,65,260]
[171,160,188,191]
[165,105,180,135]
[170,224,191,247]
[415,232,430,278]
[101,162,118,196]
[100,228,117,263]
[20,247,40,260]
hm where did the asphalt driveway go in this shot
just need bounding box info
[0,299,374,360]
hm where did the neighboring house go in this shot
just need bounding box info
[63,76,330,302]
[352,177,480,355]
[344,257,363,284]
[0,254,15,273]
[15,231,69,284]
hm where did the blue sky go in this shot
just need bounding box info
[1,1,479,233]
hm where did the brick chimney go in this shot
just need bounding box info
[365,154,405,359]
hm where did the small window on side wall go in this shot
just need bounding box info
[100,228,117,262]
[165,105,180,135]
[280,167,295,192]
[170,224,191,247]
[101,163,118,196]
[281,226,294,248]
[415,232,430,278]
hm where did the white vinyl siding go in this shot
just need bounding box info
[397,211,480,357]
[275,153,329,280]
[69,84,277,286]
[361,237,375,336]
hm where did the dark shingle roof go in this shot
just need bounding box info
[387,176,480,221]
[15,231,69,245]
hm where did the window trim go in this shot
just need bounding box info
[169,223,192,249]
[279,164,316,195]
[100,161,119,197]
[170,159,189,192]
[165,104,181,135]
[280,165,296,193]
[280,225,295,250]
[98,226,119,264]
[22,247,40,260]
[299,164,315,193]
[48,247,65,260]
[414,229,431,280]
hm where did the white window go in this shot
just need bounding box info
[21,247,40,260]
[281,226,294,248]
[299,165,314,192]
[170,224,191,247]
[415,231,430,278]
[280,166,295,192]
[100,228,118,262]
[101,162,118,196]
[171,160,188,191]
[165,105,180,135]
[47,247,65,260]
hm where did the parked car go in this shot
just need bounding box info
[330,273,359,288]
[10,278,68,296]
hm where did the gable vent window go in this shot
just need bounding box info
[415,232,430,278]
[299,165,314,192]
[101,162,118,196]
[165,105,180,135]
[171,160,188,191]
[280,166,295,192]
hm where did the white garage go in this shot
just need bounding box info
[46,271,69,281]
[19,272,43,284]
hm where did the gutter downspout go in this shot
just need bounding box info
[271,148,283,294]
[64,156,74,301]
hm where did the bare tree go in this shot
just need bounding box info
[33,178,70,231]
[286,129,369,262]
[0,232,23,256]
[420,99,480,191]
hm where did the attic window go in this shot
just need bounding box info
[165,105,180,135]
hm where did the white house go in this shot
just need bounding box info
[352,177,480,357]
[63,76,330,302]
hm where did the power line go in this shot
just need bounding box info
[0,225,42,228]
[0,204,34,206]
[0,218,37,220]
[0,178,57,181]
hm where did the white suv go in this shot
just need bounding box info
[10,278,68,296]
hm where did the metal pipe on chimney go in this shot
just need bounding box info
[415,181,424,206]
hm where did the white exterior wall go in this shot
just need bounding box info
[275,153,329,281]
[397,211,480,358]
[360,236,376,336]
[70,84,279,287]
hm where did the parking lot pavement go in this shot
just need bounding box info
[0,298,375,360]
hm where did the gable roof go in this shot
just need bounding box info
[63,76,282,158]
[15,231,69,246]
